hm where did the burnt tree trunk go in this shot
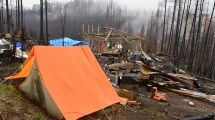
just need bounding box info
[161,0,167,52]
[200,0,215,75]
[179,0,192,59]
[6,0,10,33]
[45,0,49,44]
[166,0,177,54]
[40,0,44,45]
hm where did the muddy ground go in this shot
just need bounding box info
[81,89,215,120]
[0,60,53,119]
[0,61,215,120]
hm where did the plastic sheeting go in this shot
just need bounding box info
[49,37,89,46]
[0,39,13,54]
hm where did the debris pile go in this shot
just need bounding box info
[0,33,30,64]
[97,49,215,106]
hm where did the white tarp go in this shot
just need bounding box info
[0,39,13,54]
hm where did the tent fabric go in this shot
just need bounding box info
[5,46,120,120]
[49,37,89,46]
[20,62,63,119]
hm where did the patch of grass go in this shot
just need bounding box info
[35,112,46,120]
[27,107,34,114]
[28,107,46,120]
[0,84,48,119]
[0,84,18,96]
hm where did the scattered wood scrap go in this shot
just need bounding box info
[168,88,215,105]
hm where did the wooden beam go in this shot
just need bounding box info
[112,28,131,44]
[104,28,113,41]
[103,27,145,40]
[97,25,100,34]
[88,25,90,33]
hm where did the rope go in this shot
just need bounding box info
[0,65,22,84]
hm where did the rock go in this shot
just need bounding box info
[188,101,194,106]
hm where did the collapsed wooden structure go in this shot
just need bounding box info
[82,25,144,53]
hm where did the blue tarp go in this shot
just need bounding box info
[16,42,27,51]
[49,37,89,46]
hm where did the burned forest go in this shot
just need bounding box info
[0,0,215,120]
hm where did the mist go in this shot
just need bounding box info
[22,0,153,39]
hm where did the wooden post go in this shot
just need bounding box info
[151,87,157,98]
[97,25,100,34]
[136,40,138,51]
[82,24,85,33]
[92,24,94,33]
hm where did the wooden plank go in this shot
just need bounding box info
[104,29,113,41]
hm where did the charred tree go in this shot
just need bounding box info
[200,0,215,75]
[186,0,199,72]
[16,0,17,28]
[0,0,2,33]
[178,0,187,57]
[161,0,167,52]
[173,0,182,61]
[20,0,23,29]
[164,7,171,51]
[6,0,10,33]
[166,0,177,54]
[193,0,205,73]
[45,0,48,44]
[59,5,67,46]
[179,0,192,59]
[155,9,160,52]
[40,0,44,45]
[17,0,20,30]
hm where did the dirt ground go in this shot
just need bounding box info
[1,61,215,120]
[0,60,53,119]
[0,84,53,119]
[119,90,215,120]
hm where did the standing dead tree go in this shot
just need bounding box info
[20,0,23,29]
[166,0,177,54]
[200,0,215,75]
[179,0,192,59]
[161,0,167,52]
[193,0,205,73]
[45,0,48,44]
[40,0,44,45]
[59,5,67,46]
[173,0,182,60]
[186,0,199,72]
[17,0,20,29]
[6,0,10,33]
[0,0,3,33]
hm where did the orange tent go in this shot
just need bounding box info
[5,46,120,120]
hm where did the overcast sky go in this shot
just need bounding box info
[23,0,159,10]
